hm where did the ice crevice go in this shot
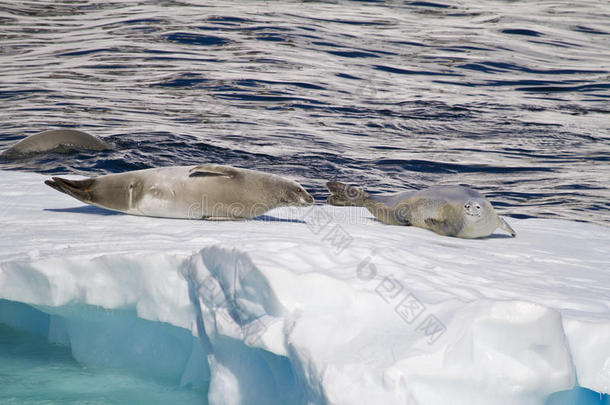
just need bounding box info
[1,171,609,404]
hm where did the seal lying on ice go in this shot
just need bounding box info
[1,129,112,157]
[45,164,314,219]
[327,181,516,238]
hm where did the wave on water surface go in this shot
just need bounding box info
[0,0,608,226]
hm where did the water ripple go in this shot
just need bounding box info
[0,0,608,225]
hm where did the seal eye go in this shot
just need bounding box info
[475,204,481,210]
[464,203,471,209]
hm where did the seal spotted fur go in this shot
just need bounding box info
[327,181,515,238]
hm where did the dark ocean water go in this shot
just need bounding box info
[0,0,609,225]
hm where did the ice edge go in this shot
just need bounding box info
[1,246,609,405]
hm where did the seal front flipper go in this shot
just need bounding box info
[424,217,460,237]
[188,164,240,178]
[499,217,517,237]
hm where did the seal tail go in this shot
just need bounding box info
[326,181,369,206]
[45,177,95,203]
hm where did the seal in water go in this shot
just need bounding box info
[327,181,516,238]
[1,129,112,157]
[45,164,314,219]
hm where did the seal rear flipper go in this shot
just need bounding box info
[326,181,369,206]
[188,164,239,178]
[44,177,95,203]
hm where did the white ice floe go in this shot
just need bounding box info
[0,170,609,404]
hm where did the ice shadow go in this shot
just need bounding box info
[251,214,306,224]
[43,207,306,223]
[44,205,123,216]
[484,233,515,239]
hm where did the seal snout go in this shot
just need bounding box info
[464,201,483,218]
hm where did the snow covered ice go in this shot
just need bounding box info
[1,170,609,404]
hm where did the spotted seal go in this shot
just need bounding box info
[327,181,516,238]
